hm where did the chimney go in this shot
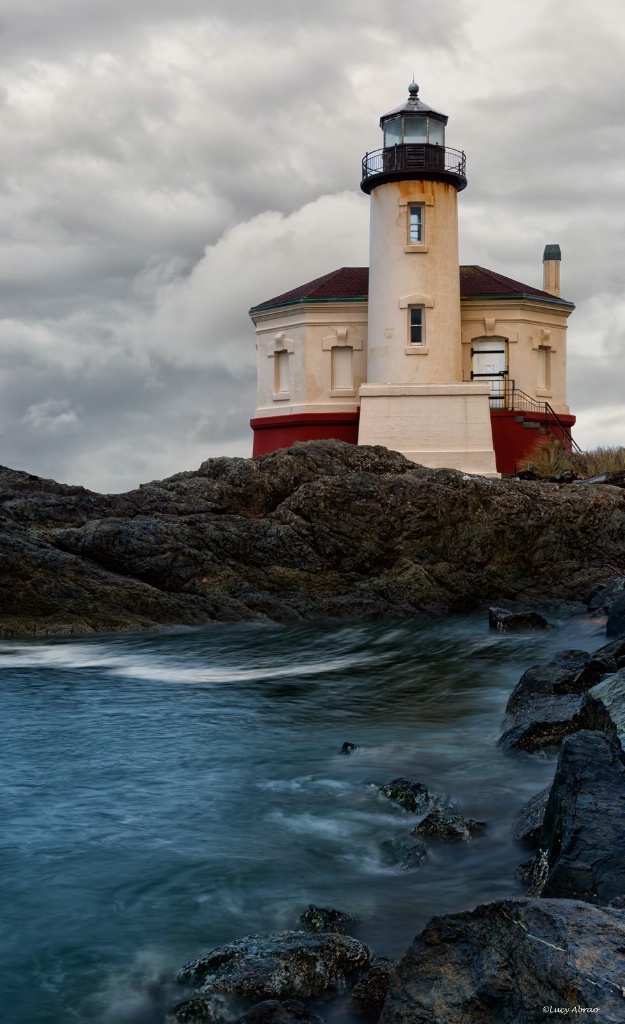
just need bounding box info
[542,243,561,297]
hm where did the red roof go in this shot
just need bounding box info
[251,265,572,311]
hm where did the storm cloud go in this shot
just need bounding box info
[0,0,623,490]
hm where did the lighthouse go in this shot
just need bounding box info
[249,83,576,474]
[357,83,499,476]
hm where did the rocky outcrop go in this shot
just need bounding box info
[380,897,625,1024]
[410,812,486,843]
[172,931,371,1023]
[3,440,625,635]
[534,730,625,904]
[512,786,551,847]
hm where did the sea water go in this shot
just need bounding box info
[0,613,604,1023]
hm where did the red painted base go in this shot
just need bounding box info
[251,411,360,457]
[251,408,577,475]
[490,409,577,475]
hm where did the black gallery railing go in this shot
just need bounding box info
[361,144,467,182]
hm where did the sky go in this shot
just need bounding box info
[1,0,624,492]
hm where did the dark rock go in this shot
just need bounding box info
[511,786,551,847]
[380,897,625,1024]
[505,649,591,714]
[410,812,486,843]
[339,742,358,755]
[381,837,427,871]
[174,931,371,1019]
[170,995,226,1023]
[584,669,625,743]
[375,774,446,815]
[607,591,625,637]
[535,730,625,903]
[3,440,625,635]
[594,636,625,662]
[608,896,625,909]
[349,958,395,1017]
[514,858,536,884]
[498,692,616,752]
[227,1000,326,1024]
[299,906,357,935]
[488,607,555,631]
[588,575,625,613]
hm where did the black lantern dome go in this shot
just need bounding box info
[361,82,466,194]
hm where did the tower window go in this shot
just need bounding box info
[331,346,353,391]
[409,306,424,345]
[274,349,290,395]
[409,205,423,244]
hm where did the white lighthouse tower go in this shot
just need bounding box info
[357,83,499,476]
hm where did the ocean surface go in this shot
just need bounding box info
[0,612,605,1023]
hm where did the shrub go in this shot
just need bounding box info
[522,439,625,477]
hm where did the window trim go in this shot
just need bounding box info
[408,305,425,347]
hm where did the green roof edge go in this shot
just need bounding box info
[250,295,368,314]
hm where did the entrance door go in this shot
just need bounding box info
[471,338,508,408]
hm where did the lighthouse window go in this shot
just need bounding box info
[409,307,424,345]
[408,205,423,244]
[403,116,427,143]
[384,117,402,147]
[275,350,290,395]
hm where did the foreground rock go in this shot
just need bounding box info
[299,906,357,935]
[171,931,371,1023]
[381,898,625,1024]
[3,440,625,635]
[534,730,625,903]
[586,668,625,743]
[378,778,452,814]
[349,958,394,1018]
[411,812,486,842]
[498,692,616,752]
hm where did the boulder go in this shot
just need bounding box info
[299,906,357,935]
[172,932,371,1023]
[505,649,591,715]
[339,742,358,755]
[535,730,625,903]
[410,812,486,843]
[587,576,625,614]
[378,778,452,815]
[498,692,616,752]
[607,591,625,637]
[349,958,395,1018]
[585,669,625,744]
[380,897,625,1024]
[488,608,555,631]
[381,837,428,871]
[511,786,551,847]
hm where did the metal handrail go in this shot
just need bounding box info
[361,144,467,182]
[487,382,582,452]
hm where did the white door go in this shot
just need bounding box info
[471,338,507,407]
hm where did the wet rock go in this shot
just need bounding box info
[587,576,625,613]
[173,931,371,1022]
[378,778,451,814]
[607,590,625,637]
[339,742,358,755]
[498,692,616,752]
[410,812,486,843]
[349,958,395,1018]
[380,897,625,1024]
[511,786,551,847]
[299,906,357,935]
[488,607,555,631]
[608,895,625,909]
[381,837,427,871]
[226,1000,326,1024]
[585,669,625,743]
[505,649,591,715]
[514,858,536,884]
[535,730,625,903]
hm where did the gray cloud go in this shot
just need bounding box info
[0,0,623,491]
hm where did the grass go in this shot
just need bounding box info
[522,439,625,477]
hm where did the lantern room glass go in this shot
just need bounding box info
[383,114,446,147]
